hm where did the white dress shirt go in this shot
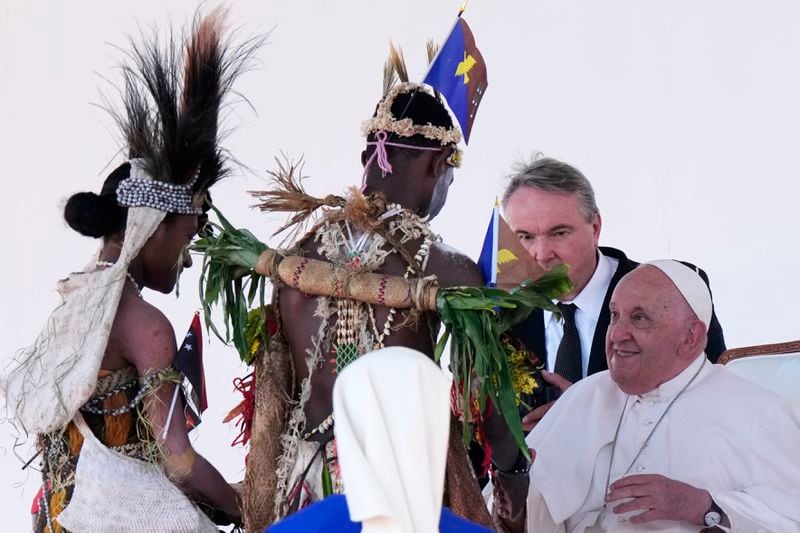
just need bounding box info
[544,250,619,378]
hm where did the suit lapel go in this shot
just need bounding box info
[587,247,638,375]
[512,247,642,377]
[514,308,547,365]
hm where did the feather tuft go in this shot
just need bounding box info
[382,54,398,96]
[106,9,264,196]
[388,42,409,84]
[426,39,440,64]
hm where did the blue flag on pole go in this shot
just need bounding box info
[477,201,499,287]
[423,17,488,144]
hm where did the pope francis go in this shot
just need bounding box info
[494,260,800,532]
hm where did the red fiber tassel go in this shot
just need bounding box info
[224,372,256,447]
[449,380,462,418]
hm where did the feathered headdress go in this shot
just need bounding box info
[110,8,262,213]
[0,10,262,436]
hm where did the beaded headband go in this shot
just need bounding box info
[116,159,204,215]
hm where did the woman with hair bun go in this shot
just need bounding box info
[1,11,259,532]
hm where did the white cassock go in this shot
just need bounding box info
[525,354,800,532]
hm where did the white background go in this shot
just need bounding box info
[2,1,799,529]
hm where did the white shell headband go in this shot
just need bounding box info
[116,159,204,215]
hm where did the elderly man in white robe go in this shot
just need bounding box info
[493,260,800,532]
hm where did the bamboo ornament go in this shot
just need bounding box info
[254,250,439,312]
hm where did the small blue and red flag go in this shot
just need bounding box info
[174,312,207,430]
[423,15,488,144]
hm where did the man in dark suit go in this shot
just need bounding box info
[503,157,726,430]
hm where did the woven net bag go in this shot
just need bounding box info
[56,413,218,533]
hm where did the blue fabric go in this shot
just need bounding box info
[266,494,492,532]
[266,495,359,533]
[440,508,494,532]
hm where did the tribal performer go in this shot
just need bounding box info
[1,11,259,532]
[239,59,496,528]
[196,27,565,530]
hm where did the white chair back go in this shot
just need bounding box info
[721,342,800,416]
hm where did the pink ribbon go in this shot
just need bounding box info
[361,130,443,190]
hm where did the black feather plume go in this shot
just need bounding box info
[108,9,263,197]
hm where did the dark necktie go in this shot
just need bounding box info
[554,303,583,384]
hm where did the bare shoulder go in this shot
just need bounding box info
[112,296,177,375]
[426,241,484,288]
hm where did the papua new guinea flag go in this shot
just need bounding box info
[174,312,207,430]
[423,17,488,144]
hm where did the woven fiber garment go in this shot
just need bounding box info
[56,413,217,533]
[1,206,165,435]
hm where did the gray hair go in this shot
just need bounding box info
[501,156,599,223]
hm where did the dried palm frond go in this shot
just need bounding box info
[250,156,346,238]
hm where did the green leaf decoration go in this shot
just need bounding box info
[192,205,269,362]
[434,264,572,458]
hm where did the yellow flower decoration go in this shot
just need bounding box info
[243,306,271,365]
[508,348,539,406]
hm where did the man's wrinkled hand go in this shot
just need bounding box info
[521,371,572,432]
[606,474,711,525]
